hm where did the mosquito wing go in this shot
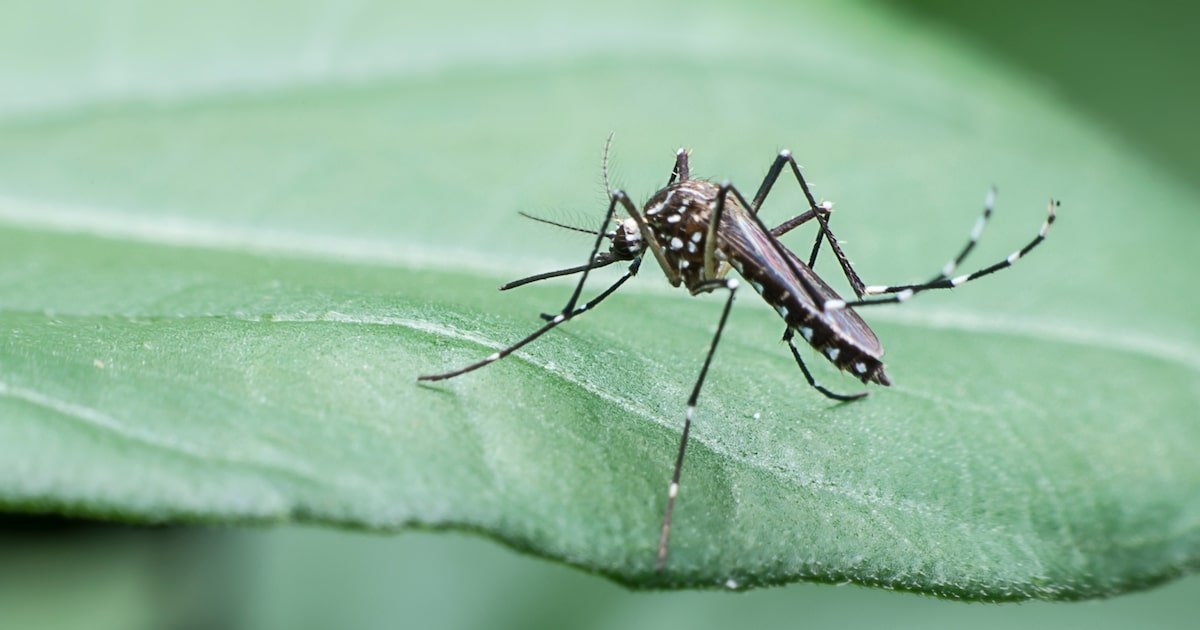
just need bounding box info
[719,205,883,358]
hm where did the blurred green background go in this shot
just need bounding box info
[3,0,1198,628]
[2,518,1199,630]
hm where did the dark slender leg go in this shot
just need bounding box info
[751,151,866,298]
[562,193,624,314]
[782,329,867,401]
[417,266,638,381]
[539,258,642,320]
[826,200,1058,311]
[657,277,738,571]
[768,208,821,238]
[417,192,627,382]
[702,180,731,276]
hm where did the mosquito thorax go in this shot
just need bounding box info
[643,180,731,291]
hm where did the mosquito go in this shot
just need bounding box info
[418,144,1057,572]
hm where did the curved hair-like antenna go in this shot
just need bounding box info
[601,131,615,195]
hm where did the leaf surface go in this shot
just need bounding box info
[1,0,1198,600]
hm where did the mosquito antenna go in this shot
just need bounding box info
[601,131,615,195]
[518,211,603,236]
[500,253,616,290]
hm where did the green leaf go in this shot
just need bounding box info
[1,0,1198,601]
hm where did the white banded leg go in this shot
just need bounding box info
[825,199,1058,311]
[927,186,997,283]
[657,277,738,571]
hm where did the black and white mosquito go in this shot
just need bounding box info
[418,144,1057,571]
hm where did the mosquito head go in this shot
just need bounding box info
[609,217,646,260]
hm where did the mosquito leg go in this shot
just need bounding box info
[768,208,822,238]
[825,199,1058,311]
[539,258,642,320]
[926,187,996,284]
[752,150,866,297]
[417,265,638,382]
[749,151,826,272]
[657,277,739,572]
[782,329,867,402]
[702,181,731,277]
[417,191,626,382]
[558,192,625,314]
